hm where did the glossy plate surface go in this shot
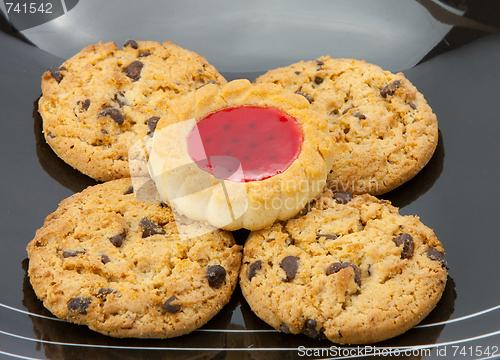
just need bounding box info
[1,1,500,359]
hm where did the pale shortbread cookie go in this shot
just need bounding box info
[148,79,339,231]
[27,178,242,338]
[240,189,447,344]
[255,57,438,195]
[39,40,227,181]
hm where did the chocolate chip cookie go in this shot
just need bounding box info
[239,189,447,344]
[39,40,227,181]
[26,178,242,338]
[255,57,438,195]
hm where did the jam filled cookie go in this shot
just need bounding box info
[148,79,340,231]
[39,40,227,181]
[26,178,242,338]
[255,57,438,195]
[239,189,447,344]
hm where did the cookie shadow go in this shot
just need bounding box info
[380,129,445,209]
[33,96,99,193]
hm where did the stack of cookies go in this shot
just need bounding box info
[27,40,447,344]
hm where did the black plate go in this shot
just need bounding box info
[1,1,500,359]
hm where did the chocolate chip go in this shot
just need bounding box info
[197,80,218,90]
[425,247,447,267]
[124,60,143,81]
[48,66,66,83]
[279,256,298,282]
[279,323,292,334]
[393,233,414,259]
[342,106,354,115]
[334,191,353,204]
[326,262,361,287]
[138,51,151,57]
[316,60,324,66]
[303,319,325,340]
[294,71,301,75]
[98,107,125,125]
[380,80,401,98]
[124,39,138,49]
[314,77,323,85]
[62,250,85,258]
[248,260,262,281]
[353,112,366,119]
[326,262,346,275]
[96,288,114,299]
[316,234,338,240]
[206,265,226,288]
[163,296,181,313]
[114,92,126,107]
[100,254,111,264]
[296,91,313,103]
[67,297,91,315]
[109,230,126,247]
[123,185,134,195]
[304,318,317,328]
[139,217,165,238]
[146,116,160,134]
[101,129,108,134]
[409,102,417,110]
[77,99,90,112]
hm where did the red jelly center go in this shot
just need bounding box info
[187,106,303,182]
